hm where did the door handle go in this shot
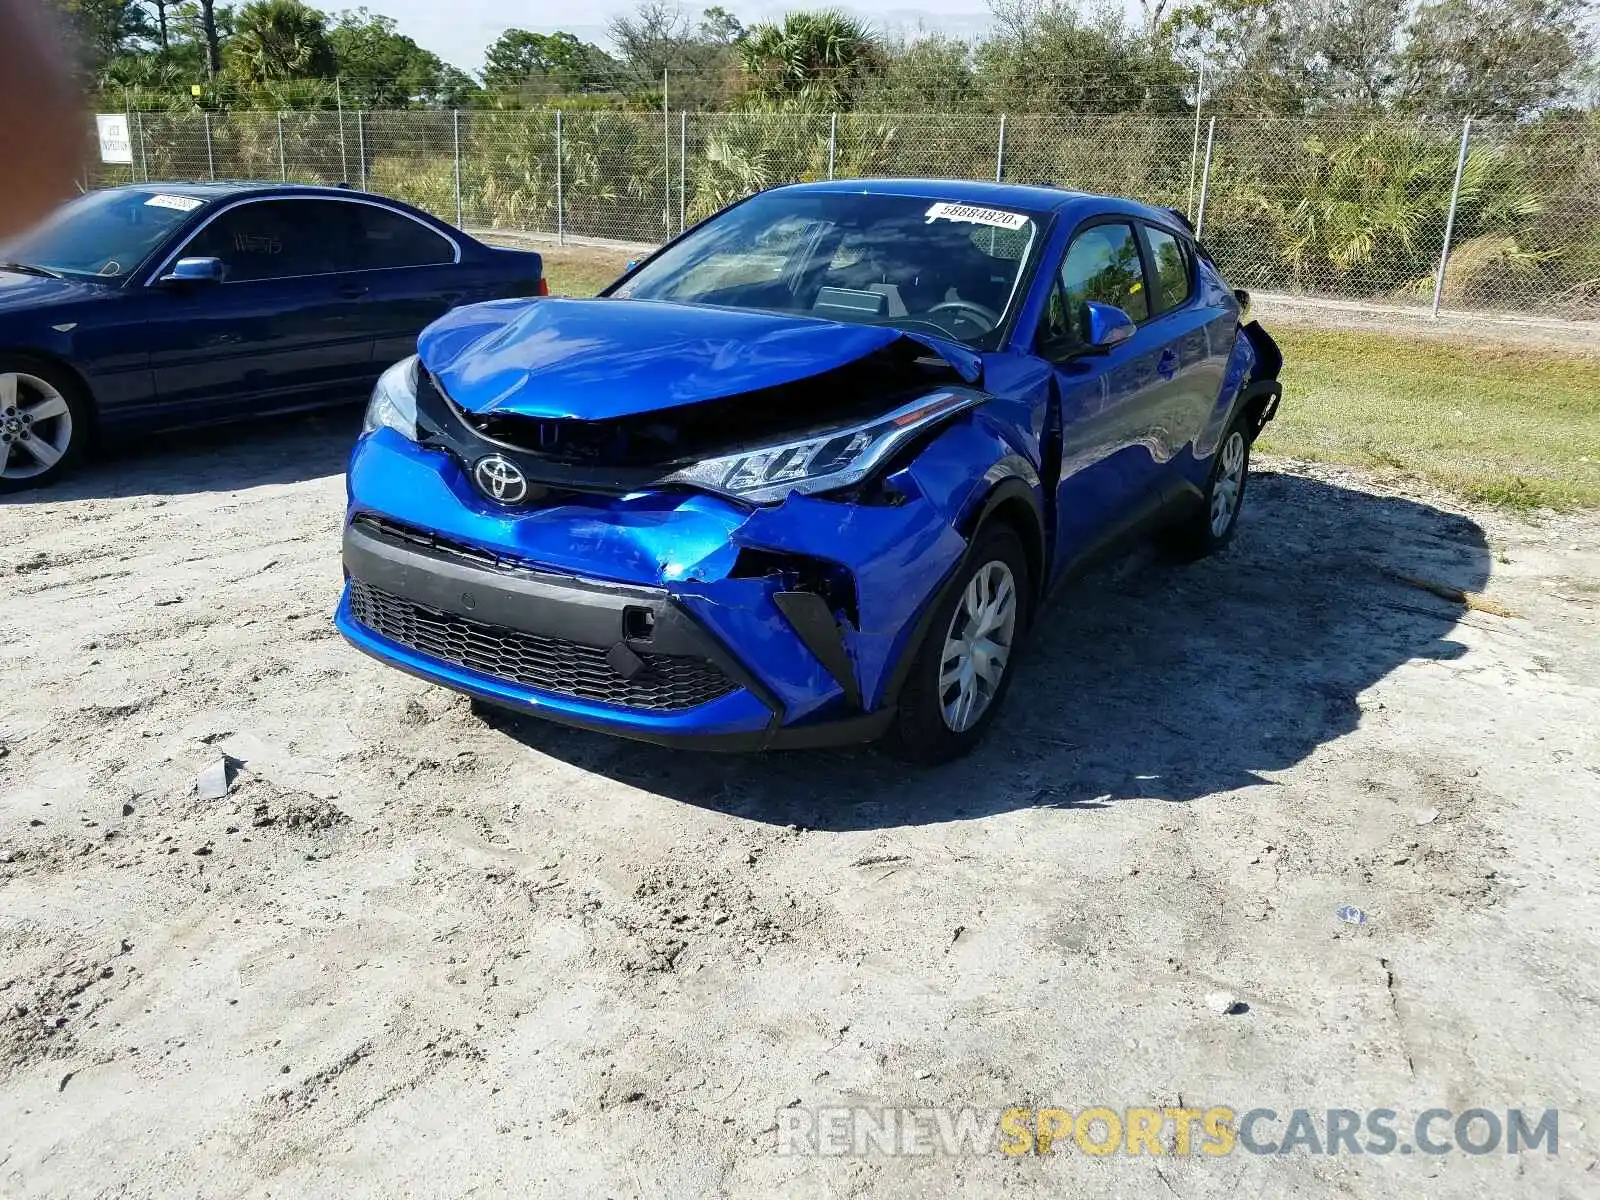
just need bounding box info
[1157,349,1178,379]
[337,283,369,299]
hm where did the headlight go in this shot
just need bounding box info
[363,355,420,440]
[664,390,983,504]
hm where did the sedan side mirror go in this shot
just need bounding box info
[1083,300,1136,349]
[158,256,224,286]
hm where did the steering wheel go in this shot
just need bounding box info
[924,298,1001,334]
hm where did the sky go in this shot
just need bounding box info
[370,0,999,76]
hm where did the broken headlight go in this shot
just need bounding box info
[664,391,984,504]
[363,355,420,441]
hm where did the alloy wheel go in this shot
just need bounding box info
[939,559,1018,733]
[0,372,73,481]
[1209,430,1246,537]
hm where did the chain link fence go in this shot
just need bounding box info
[87,108,1600,321]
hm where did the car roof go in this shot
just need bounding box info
[106,181,382,202]
[772,177,1183,227]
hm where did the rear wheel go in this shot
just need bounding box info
[1166,414,1251,561]
[0,358,88,493]
[883,523,1031,766]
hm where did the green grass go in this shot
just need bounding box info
[539,245,1600,512]
[1266,329,1600,511]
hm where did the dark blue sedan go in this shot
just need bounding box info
[0,182,544,491]
[336,179,1282,763]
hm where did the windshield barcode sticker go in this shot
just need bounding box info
[144,194,203,212]
[925,202,1028,230]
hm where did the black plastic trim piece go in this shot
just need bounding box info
[773,591,863,710]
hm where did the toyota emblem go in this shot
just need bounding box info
[473,455,528,504]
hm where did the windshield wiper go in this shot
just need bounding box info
[0,261,63,279]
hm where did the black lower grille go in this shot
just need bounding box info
[348,581,737,711]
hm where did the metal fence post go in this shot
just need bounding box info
[135,110,148,181]
[1432,117,1473,318]
[203,112,215,180]
[452,110,463,227]
[1187,59,1206,219]
[828,112,837,180]
[679,110,687,234]
[995,114,1006,182]
[338,107,348,183]
[277,111,286,180]
[555,110,564,245]
[356,110,366,190]
[1194,116,1216,238]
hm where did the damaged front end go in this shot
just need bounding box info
[335,301,1028,750]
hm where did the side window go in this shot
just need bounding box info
[1059,222,1149,333]
[180,200,362,282]
[351,205,455,270]
[1145,226,1193,315]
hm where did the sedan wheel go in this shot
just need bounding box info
[939,559,1018,733]
[0,371,74,483]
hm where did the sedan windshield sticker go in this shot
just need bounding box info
[144,193,204,213]
[924,202,1029,231]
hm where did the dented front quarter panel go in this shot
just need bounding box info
[677,408,1042,720]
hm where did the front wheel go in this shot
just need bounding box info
[883,523,1031,766]
[0,359,88,493]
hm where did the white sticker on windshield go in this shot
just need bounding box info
[924,201,1028,230]
[144,193,203,213]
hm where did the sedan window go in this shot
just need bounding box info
[351,205,454,269]
[179,200,363,282]
[3,188,201,280]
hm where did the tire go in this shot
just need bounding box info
[883,523,1032,766]
[1166,412,1252,562]
[0,356,90,494]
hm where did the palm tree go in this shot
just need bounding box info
[226,0,336,85]
[739,10,885,109]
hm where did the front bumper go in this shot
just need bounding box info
[335,417,1033,752]
[335,516,894,751]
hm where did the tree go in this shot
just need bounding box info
[698,5,743,44]
[738,10,886,108]
[330,8,459,105]
[482,28,614,94]
[1397,0,1594,118]
[979,0,1190,113]
[50,0,153,72]
[858,32,978,111]
[225,0,333,82]
[606,2,743,105]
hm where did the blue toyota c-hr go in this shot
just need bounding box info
[334,179,1282,763]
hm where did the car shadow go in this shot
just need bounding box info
[1,407,361,503]
[480,470,1492,831]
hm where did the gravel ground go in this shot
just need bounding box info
[2,414,1598,1199]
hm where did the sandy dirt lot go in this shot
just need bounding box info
[1,414,1598,1199]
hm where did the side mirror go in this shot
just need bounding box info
[1084,300,1136,349]
[158,256,224,286]
[624,259,638,272]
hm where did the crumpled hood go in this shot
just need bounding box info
[417,297,980,420]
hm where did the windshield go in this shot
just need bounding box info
[613,191,1042,347]
[4,188,206,281]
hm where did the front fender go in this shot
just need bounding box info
[690,413,1045,715]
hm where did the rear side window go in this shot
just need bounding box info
[181,200,362,281]
[1145,226,1193,314]
[351,205,454,269]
